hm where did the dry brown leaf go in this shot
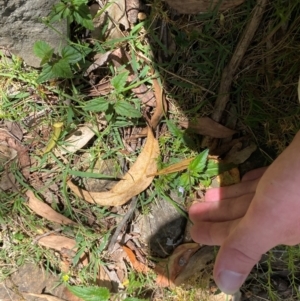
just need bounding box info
[126,0,140,23]
[26,190,76,225]
[38,235,89,266]
[92,0,129,40]
[97,265,113,291]
[68,128,159,206]
[148,157,194,177]
[84,51,112,76]
[122,245,150,274]
[216,167,240,187]
[173,246,215,286]
[224,142,257,164]
[0,129,30,178]
[180,117,236,138]
[155,243,200,288]
[56,125,96,155]
[130,74,156,107]
[24,293,67,301]
[111,48,156,107]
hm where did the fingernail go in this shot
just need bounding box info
[216,270,247,295]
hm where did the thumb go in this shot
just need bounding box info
[213,210,277,294]
[213,239,262,294]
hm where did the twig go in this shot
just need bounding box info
[211,0,268,123]
[107,197,138,253]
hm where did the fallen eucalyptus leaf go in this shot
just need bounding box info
[180,117,236,138]
[26,190,76,225]
[68,128,159,206]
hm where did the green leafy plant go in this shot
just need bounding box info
[33,41,91,83]
[48,0,94,30]
[83,70,142,120]
[67,284,146,301]
[178,149,223,190]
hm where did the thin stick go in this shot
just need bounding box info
[107,197,138,253]
[211,0,268,122]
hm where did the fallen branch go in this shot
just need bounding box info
[212,0,268,122]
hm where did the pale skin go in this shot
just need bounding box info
[189,131,300,294]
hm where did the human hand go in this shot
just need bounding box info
[189,131,300,294]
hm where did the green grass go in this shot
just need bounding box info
[1,0,300,300]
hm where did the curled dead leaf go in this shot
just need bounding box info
[180,117,236,138]
[173,246,215,286]
[155,243,200,288]
[68,128,159,206]
[26,190,76,225]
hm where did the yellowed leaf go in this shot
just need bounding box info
[148,157,194,177]
[68,128,159,206]
[26,190,76,225]
[180,117,236,138]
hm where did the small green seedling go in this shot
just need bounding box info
[82,70,142,121]
[33,40,91,83]
[178,149,224,190]
[48,0,94,30]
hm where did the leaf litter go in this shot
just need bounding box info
[2,0,296,300]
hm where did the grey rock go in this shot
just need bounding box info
[0,0,68,67]
[138,190,187,258]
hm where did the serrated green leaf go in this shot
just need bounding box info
[200,176,212,187]
[37,64,55,83]
[166,120,183,138]
[179,172,190,188]
[111,71,129,92]
[37,59,73,83]
[114,101,141,118]
[40,48,54,66]
[205,160,220,177]
[83,97,109,112]
[189,149,209,173]
[73,8,94,30]
[61,45,82,63]
[52,59,73,78]
[33,41,53,59]
[67,286,110,301]
[48,2,67,22]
